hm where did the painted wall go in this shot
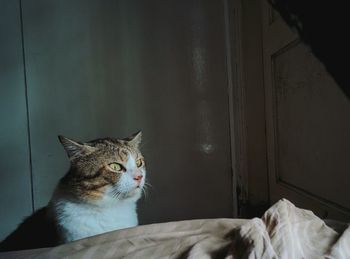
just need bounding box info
[0,0,234,240]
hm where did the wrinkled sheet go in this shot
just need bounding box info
[1,199,349,259]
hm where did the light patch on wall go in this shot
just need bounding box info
[198,99,215,155]
[192,46,206,93]
[190,4,215,155]
[201,143,214,154]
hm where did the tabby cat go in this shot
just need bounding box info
[0,131,146,251]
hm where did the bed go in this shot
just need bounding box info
[0,199,349,258]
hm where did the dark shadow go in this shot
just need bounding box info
[270,0,350,99]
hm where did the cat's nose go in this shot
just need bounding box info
[133,175,143,182]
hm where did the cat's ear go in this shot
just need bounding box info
[58,135,96,160]
[124,131,142,149]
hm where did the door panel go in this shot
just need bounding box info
[262,0,350,219]
[0,1,33,240]
[274,41,350,209]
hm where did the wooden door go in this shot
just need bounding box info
[261,0,350,220]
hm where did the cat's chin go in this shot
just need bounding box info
[127,188,142,199]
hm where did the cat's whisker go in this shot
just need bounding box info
[142,185,149,194]
[111,190,122,199]
[144,182,153,189]
[141,187,148,199]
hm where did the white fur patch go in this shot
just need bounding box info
[51,197,138,242]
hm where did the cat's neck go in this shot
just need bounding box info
[48,189,139,242]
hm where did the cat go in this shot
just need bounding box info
[0,131,146,252]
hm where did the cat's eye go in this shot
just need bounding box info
[136,159,143,167]
[108,163,124,172]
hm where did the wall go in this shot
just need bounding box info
[0,0,33,241]
[0,0,235,240]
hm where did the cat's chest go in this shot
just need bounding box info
[53,200,138,242]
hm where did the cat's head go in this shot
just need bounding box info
[58,131,146,203]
